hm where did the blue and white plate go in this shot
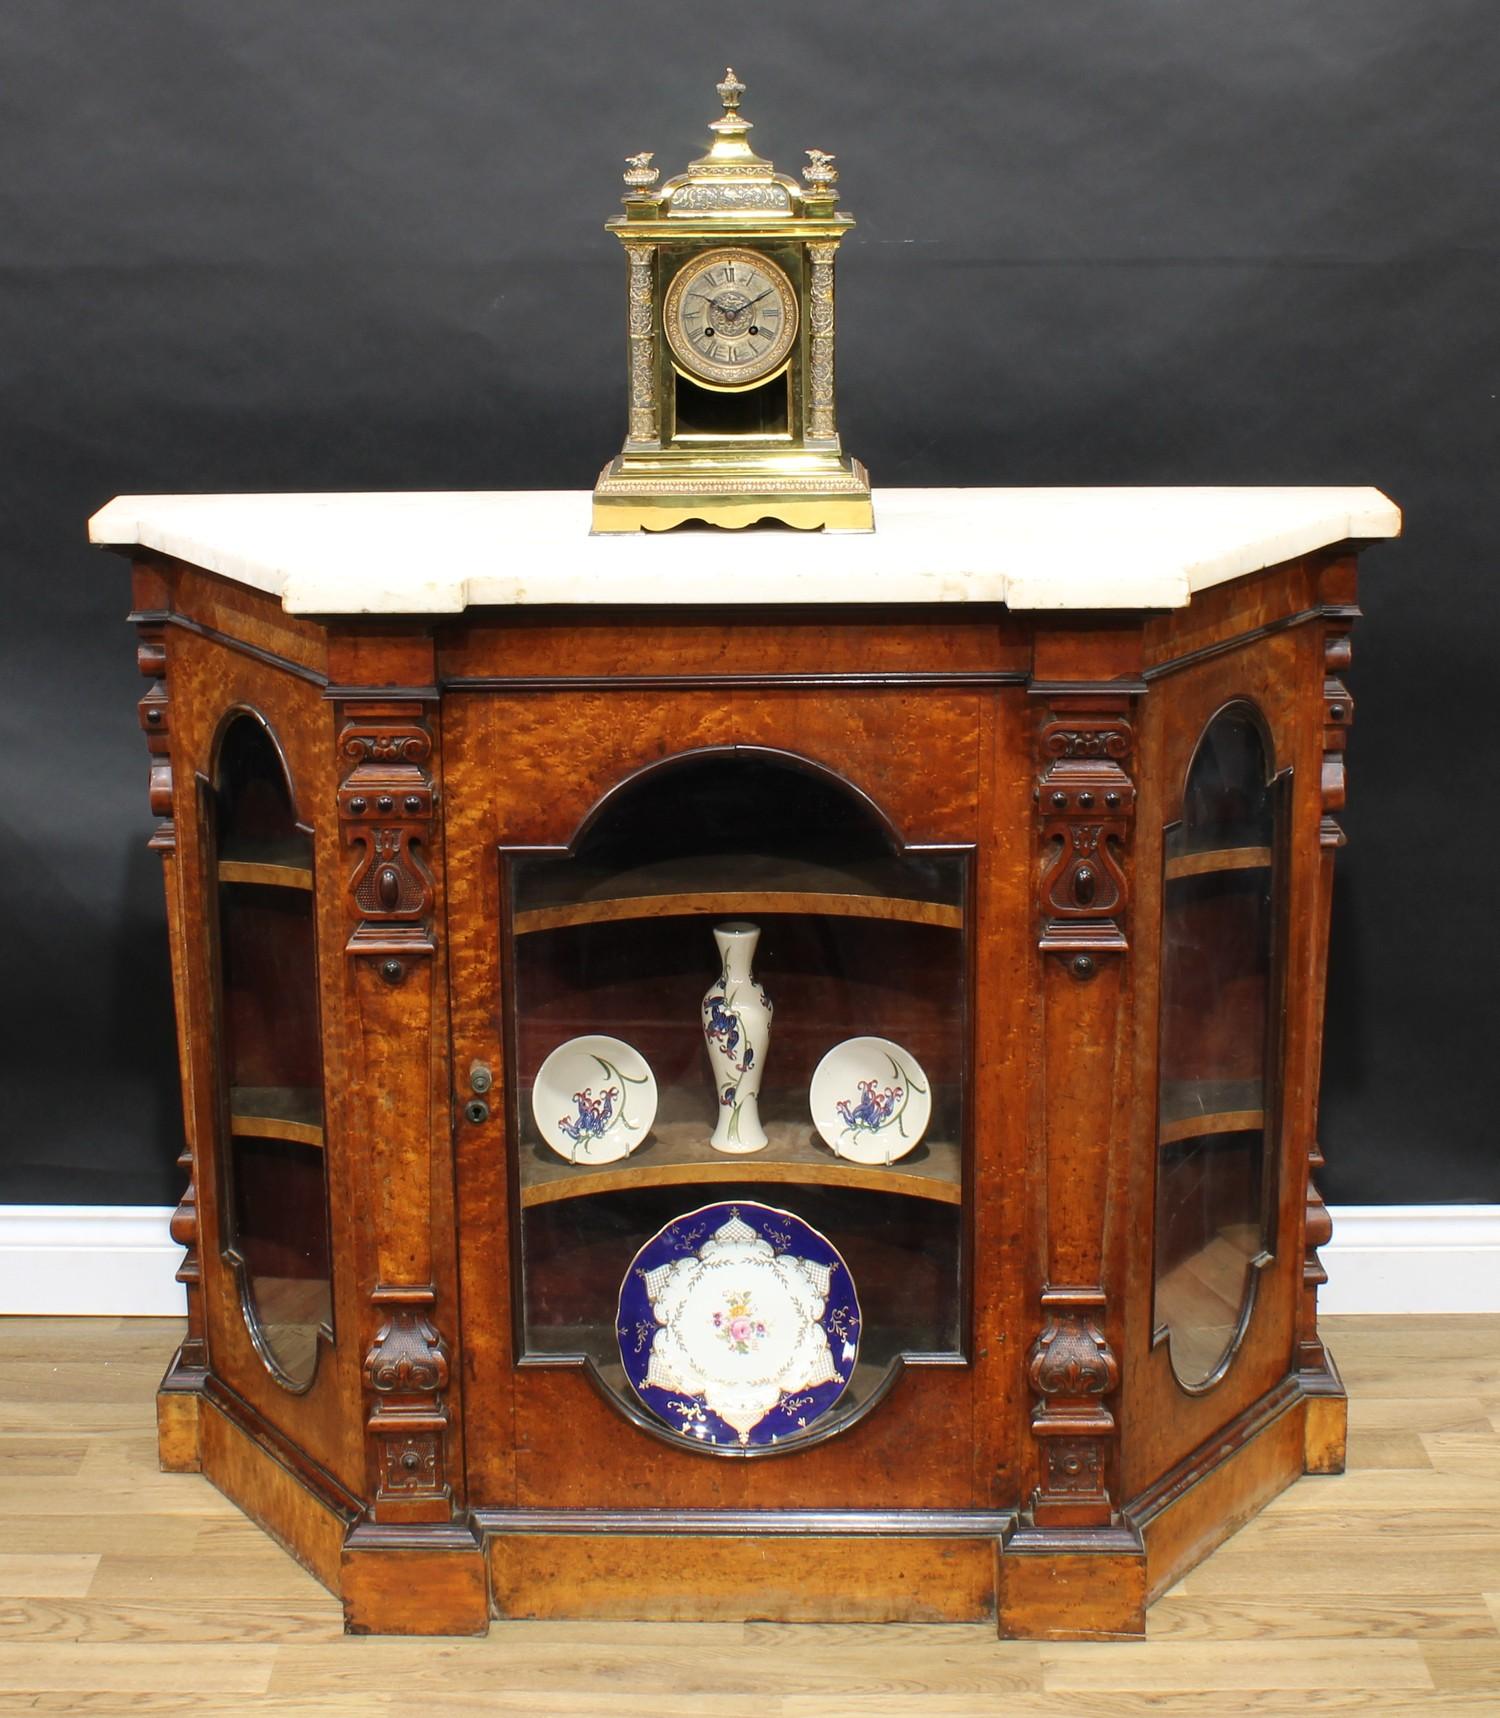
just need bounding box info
[809,1035,932,1165]
[617,1201,860,1449]
[532,1034,657,1165]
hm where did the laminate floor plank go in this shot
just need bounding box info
[0,1554,99,1599]
[1344,1429,1433,1468]
[1143,1592,1498,1640]
[0,1314,1496,1717]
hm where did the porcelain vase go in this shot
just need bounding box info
[701,921,773,1153]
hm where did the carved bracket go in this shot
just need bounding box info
[363,1292,452,1521]
[1320,625,1354,851]
[1035,717,1136,963]
[137,631,175,850]
[337,713,437,957]
[1026,1288,1119,1527]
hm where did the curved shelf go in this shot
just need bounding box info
[1164,846,1272,883]
[1159,1078,1264,1146]
[218,838,313,892]
[229,1086,324,1149]
[519,1118,960,1208]
[513,854,962,936]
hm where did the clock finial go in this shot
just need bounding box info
[622,151,659,193]
[804,149,838,192]
[717,67,745,113]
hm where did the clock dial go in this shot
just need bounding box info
[663,249,798,387]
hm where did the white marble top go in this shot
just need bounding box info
[89,487,1399,615]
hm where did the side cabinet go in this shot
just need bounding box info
[117,515,1378,1638]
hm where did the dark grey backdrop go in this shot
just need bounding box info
[3,2,1495,1207]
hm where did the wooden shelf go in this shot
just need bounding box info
[1159,1079,1264,1146]
[229,1086,324,1148]
[513,853,962,936]
[518,1115,961,1208]
[1164,846,1272,883]
[218,838,313,891]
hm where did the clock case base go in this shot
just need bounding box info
[591,453,873,533]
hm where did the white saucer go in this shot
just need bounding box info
[532,1035,657,1165]
[809,1036,932,1165]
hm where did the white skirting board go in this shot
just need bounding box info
[0,1203,1496,1318]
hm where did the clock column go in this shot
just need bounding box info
[806,240,840,445]
[624,241,660,449]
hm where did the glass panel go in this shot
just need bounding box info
[508,752,967,1453]
[213,715,331,1391]
[228,1135,332,1388]
[1155,707,1281,1391]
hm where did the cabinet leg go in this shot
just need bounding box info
[996,1536,1147,1640]
[1300,1346,1348,1475]
[155,1345,205,1473]
[340,1531,490,1636]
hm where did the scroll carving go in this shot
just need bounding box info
[337,714,437,952]
[807,241,838,439]
[625,242,659,445]
[363,1293,452,1519]
[1027,1305,1120,1398]
[363,1305,450,1395]
[1027,1289,1119,1526]
[1035,716,1135,959]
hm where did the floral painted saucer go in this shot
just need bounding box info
[809,1036,932,1165]
[532,1034,657,1165]
[617,1201,860,1449]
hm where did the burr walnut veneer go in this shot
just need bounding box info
[93,486,1399,1638]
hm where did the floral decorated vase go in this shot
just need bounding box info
[701,921,772,1153]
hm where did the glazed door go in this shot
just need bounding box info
[1123,621,1321,1498]
[447,684,1006,1513]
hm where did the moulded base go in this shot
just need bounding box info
[156,1351,1345,1638]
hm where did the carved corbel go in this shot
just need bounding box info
[1026,1288,1120,1527]
[1034,717,1136,968]
[337,714,437,963]
[1319,625,1354,852]
[362,1291,452,1522]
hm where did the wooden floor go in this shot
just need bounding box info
[1,1316,1497,1715]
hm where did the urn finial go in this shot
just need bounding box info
[622,150,659,192]
[804,148,838,191]
[717,66,746,113]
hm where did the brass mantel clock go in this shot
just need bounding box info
[591,69,873,533]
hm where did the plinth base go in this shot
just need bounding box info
[591,454,874,533]
[160,1345,1346,1638]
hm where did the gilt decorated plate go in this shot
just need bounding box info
[532,1034,657,1165]
[809,1036,932,1165]
[617,1201,860,1450]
